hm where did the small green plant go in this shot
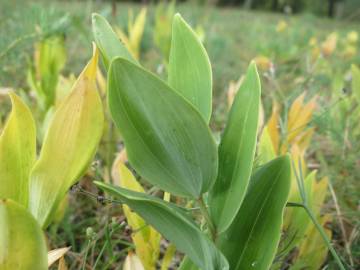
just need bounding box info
[0,47,104,269]
[92,13,292,270]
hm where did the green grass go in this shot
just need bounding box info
[1,0,359,269]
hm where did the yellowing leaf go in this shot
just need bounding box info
[258,127,276,164]
[112,153,160,269]
[292,214,332,270]
[29,46,104,228]
[0,93,36,206]
[267,101,280,153]
[0,199,47,270]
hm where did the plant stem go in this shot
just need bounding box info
[197,197,217,241]
[304,206,346,270]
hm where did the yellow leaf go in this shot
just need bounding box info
[112,153,161,269]
[0,93,36,206]
[287,94,316,145]
[29,45,104,228]
[0,199,47,270]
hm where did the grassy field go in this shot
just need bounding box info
[1,0,359,269]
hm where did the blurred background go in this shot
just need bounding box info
[0,0,359,269]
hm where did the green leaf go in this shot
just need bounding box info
[108,57,218,198]
[0,199,47,270]
[29,47,104,228]
[92,13,137,69]
[95,181,229,270]
[217,156,291,270]
[168,14,212,123]
[0,93,36,206]
[209,62,261,233]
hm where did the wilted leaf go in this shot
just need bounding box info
[217,156,291,270]
[92,13,137,68]
[48,247,70,267]
[209,62,260,233]
[95,181,229,270]
[123,253,145,270]
[108,57,217,198]
[0,93,36,206]
[0,199,47,270]
[29,46,104,228]
[168,14,212,122]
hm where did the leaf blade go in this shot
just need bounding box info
[0,93,36,206]
[108,57,218,198]
[209,62,261,233]
[168,14,212,122]
[0,199,47,270]
[95,181,229,270]
[217,156,291,270]
[92,13,137,68]
[29,47,104,228]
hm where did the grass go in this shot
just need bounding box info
[0,0,359,269]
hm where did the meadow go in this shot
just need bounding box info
[0,0,359,269]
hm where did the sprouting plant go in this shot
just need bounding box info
[153,0,176,61]
[92,13,292,270]
[27,35,66,113]
[0,46,104,269]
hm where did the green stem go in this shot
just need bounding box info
[197,197,217,241]
[304,206,346,270]
[81,239,91,270]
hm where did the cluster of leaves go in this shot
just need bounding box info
[92,12,293,270]
[0,47,104,269]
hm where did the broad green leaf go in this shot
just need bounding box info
[112,155,160,269]
[0,199,47,270]
[0,93,36,206]
[95,181,229,270]
[352,64,360,103]
[92,13,137,68]
[29,46,104,228]
[108,58,218,198]
[168,14,212,122]
[217,156,291,270]
[209,62,261,233]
